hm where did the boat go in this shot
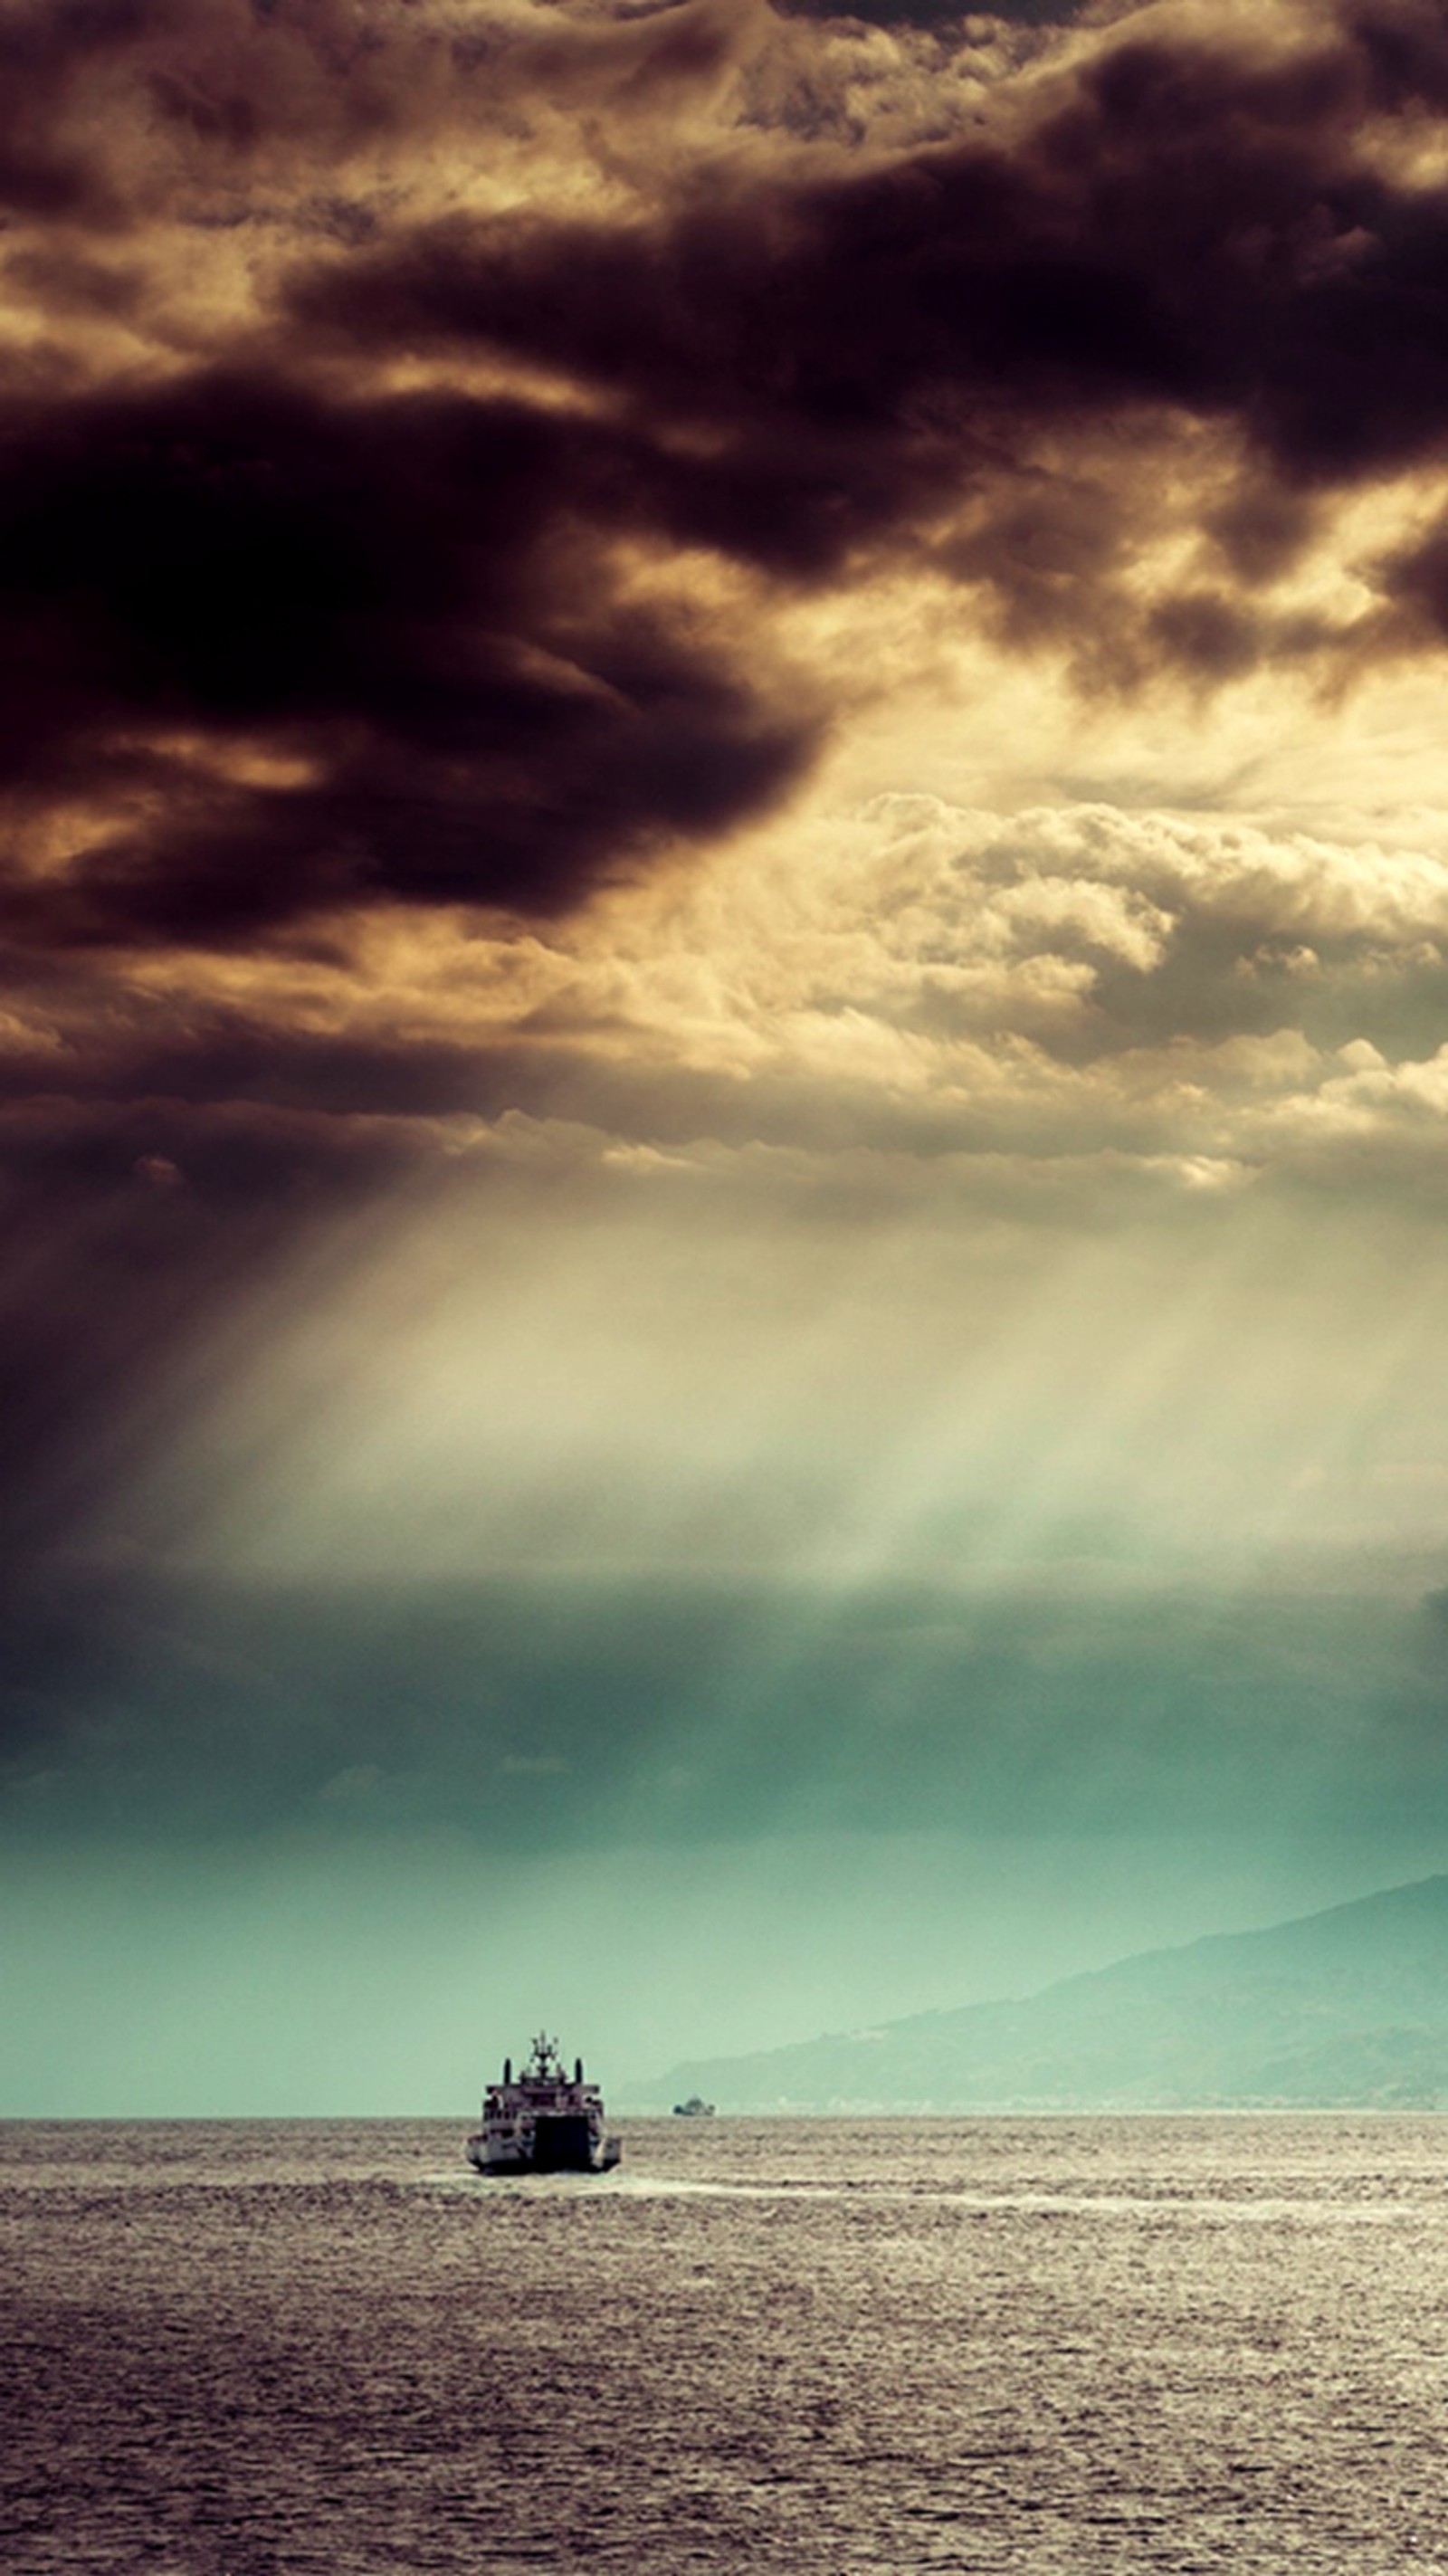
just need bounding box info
[672,2094,717,2117]
[466,2032,621,2175]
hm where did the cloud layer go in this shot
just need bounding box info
[8,0,1448,1579]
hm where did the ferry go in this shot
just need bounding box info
[466,2032,621,2175]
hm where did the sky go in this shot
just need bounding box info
[8,0,1448,2111]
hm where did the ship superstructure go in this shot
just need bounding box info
[466,2032,620,2175]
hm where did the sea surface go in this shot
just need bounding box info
[6,2113,1448,2572]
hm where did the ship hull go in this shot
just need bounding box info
[465,2122,620,2178]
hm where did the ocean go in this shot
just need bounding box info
[5,2113,1448,2572]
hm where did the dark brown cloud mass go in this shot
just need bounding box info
[7,0,1448,987]
[7,0,1448,968]
[285,5,1448,641]
[0,372,812,943]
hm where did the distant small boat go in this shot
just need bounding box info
[672,2095,717,2117]
[466,2032,621,2175]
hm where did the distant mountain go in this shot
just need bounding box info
[637,1875,1448,2112]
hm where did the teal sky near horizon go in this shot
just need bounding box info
[9,0,1448,2109]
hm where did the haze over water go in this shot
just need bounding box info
[8,2113,1448,2573]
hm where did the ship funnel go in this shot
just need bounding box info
[503,2057,511,2084]
[575,2057,583,2084]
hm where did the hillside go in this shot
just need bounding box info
[637,1874,1448,2112]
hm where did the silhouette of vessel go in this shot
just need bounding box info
[466,2032,621,2175]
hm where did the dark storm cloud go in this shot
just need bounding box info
[1348,0,1448,112]
[6,0,1448,968]
[0,0,819,935]
[0,372,813,943]
[289,3,1448,660]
